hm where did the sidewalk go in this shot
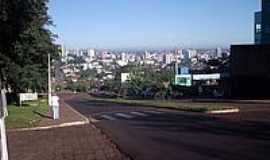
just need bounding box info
[8,125,127,160]
[37,98,89,129]
[7,95,128,160]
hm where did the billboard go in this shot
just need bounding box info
[193,73,221,81]
[175,75,192,87]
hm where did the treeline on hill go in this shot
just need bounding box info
[93,64,176,100]
[0,0,59,93]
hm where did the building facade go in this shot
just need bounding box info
[231,45,270,98]
[255,0,270,44]
[255,12,262,44]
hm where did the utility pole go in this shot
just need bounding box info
[48,53,52,107]
[0,80,8,160]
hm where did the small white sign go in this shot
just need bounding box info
[19,93,38,105]
[121,73,130,83]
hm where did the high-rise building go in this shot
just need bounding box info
[187,49,197,59]
[231,0,270,98]
[121,52,127,62]
[164,53,175,64]
[61,44,67,57]
[216,47,223,58]
[88,49,95,57]
[255,0,270,44]
[144,51,151,59]
[255,12,262,44]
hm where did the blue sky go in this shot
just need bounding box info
[48,0,260,49]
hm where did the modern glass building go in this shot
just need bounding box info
[255,12,262,44]
[255,0,270,44]
[230,0,270,98]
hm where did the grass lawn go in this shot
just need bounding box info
[6,99,49,129]
[93,98,237,113]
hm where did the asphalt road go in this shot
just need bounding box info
[66,95,270,160]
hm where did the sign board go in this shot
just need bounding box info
[175,75,192,87]
[193,73,221,81]
[121,73,130,83]
[180,67,189,75]
[19,93,38,105]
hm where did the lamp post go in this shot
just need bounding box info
[48,53,52,107]
[0,81,8,160]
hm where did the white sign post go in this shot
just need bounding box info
[51,96,60,120]
[0,90,9,160]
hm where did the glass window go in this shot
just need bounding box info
[256,24,262,33]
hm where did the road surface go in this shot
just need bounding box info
[65,95,270,160]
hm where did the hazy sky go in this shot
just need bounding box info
[48,0,260,49]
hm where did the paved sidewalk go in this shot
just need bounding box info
[8,124,128,160]
[38,95,87,128]
[7,94,129,160]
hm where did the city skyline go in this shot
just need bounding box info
[49,0,260,49]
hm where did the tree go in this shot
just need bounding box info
[0,0,59,92]
[80,69,97,81]
[125,65,174,99]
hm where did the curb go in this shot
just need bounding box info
[206,108,240,114]
[8,101,90,132]
[8,120,89,132]
[89,115,100,123]
[63,101,89,122]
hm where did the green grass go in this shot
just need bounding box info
[6,99,49,129]
[93,98,237,112]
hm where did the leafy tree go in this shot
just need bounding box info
[0,0,59,92]
[65,81,87,93]
[80,69,97,81]
[125,65,174,99]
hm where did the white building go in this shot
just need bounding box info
[88,49,95,57]
[121,52,127,62]
[61,44,67,57]
[188,49,197,59]
[164,53,175,64]
[144,51,151,59]
[216,47,223,58]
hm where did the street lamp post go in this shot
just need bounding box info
[48,53,52,107]
[0,81,9,160]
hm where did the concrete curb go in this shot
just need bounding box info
[206,108,240,114]
[8,120,89,132]
[8,101,90,132]
[89,115,100,123]
[64,101,89,122]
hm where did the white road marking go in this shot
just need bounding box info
[115,113,134,119]
[144,110,164,114]
[130,112,148,117]
[101,115,116,121]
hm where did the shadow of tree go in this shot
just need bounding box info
[33,110,52,119]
